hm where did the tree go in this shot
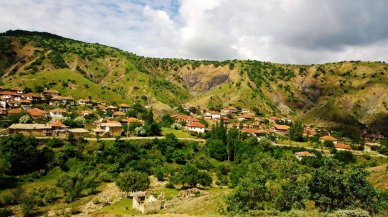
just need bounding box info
[206,139,227,161]
[173,164,212,188]
[289,121,304,142]
[161,114,174,127]
[309,159,349,211]
[116,170,150,196]
[0,134,41,175]
[226,128,239,162]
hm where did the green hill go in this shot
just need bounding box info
[0,30,387,135]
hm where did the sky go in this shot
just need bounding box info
[1,0,388,64]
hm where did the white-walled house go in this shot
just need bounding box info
[49,109,66,118]
[186,122,205,133]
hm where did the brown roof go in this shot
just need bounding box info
[122,117,143,123]
[27,108,46,117]
[187,122,205,128]
[113,111,125,116]
[8,108,22,114]
[80,110,93,115]
[50,109,66,113]
[0,91,18,96]
[20,99,32,104]
[239,114,254,119]
[23,93,42,98]
[51,120,67,128]
[274,125,290,130]
[334,143,351,150]
[320,135,337,141]
[270,116,281,121]
[9,123,51,130]
[11,87,23,91]
[242,128,267,134]
[173,114,198,122]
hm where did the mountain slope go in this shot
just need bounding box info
[0,30,387,135]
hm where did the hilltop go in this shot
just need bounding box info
[0,30,387,136]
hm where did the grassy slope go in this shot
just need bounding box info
[1,31,388,134]
[2,69,125,103]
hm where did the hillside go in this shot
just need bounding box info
[0,30,387,135]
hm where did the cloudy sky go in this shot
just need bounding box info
[1,0,388,64]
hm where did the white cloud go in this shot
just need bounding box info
[0,0,387,64]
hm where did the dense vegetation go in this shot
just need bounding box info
[1,120,387,216]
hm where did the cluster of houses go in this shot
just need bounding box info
[0,87,385,154]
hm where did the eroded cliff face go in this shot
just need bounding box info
[175,64,232,96]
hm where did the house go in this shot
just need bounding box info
[209,111,221,119]
[241,108,251,114]
[269,116,281,123]
[334,143,351,151]
[106,105,117,111]
[131,191,162,214]
[241,128,267,137]
[27,108,46,119]
[0,100,6,108]
[304,128,317,137]
[294,151,315,161]
[122,117,143,125]
[50,96,76,106]
[221,106,237,115]
[22,93,43,102]
[119,103,130,112]
[11,87,24,94]
[50,120,68,137]
[238,114,254,122]
[7,100,20,108]
[8,123,51,136]
[112,111,125,118]
[20,99,32,110]
[92,128,106,137]
[0,108,6,115]
[80,110,93,117]
[364,143,381,152]
[96,105,107,112]
[319,135,337,144]
[0,91,19,101]
[273,124,290,134]
[50,120,68,129]
[68,128,90,137]
[173,114,198,124]
[49,109,66,118]
[8,108,22,115]
[43,89,60,97]
[364,133,385,141]
[186,122,205,133]
[100,120,123,137]
[78,98,92,106]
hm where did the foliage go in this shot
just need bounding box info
[289,121,304,142]
[172,164,212,188]
[0,134,52,175]
[116,170,149,195]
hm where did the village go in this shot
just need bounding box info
[0,86,385,160]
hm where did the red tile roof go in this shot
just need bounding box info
[320,135,337,141]
[187,122,205,128]
[27,108,46,117]
[51,120,67,128]
[8,108,22,114]
[274,125,290,130]
[334,143,351,150]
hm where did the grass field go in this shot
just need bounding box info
[161,127,193,138]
